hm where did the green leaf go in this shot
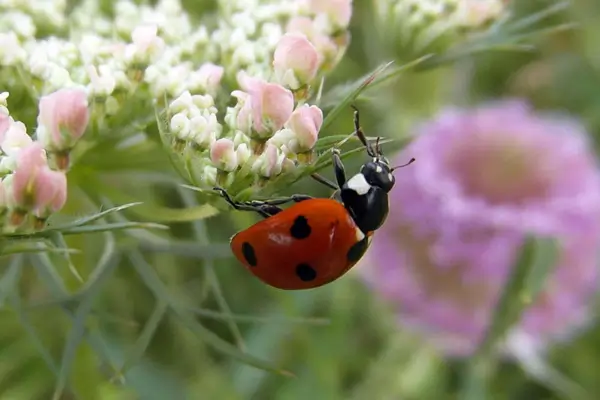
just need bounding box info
[47,231,83,283]
[128,250,294,377]
[318,55,433,113]
[479,236,558,356]
[415,2,575,72]
[53,233,119,400]
[58,222,169,236]
[113,299,168,381]
[124,203,219,223]
[186,306,330,325]
[137,239,232,260]
[504,1,571,34]
[320,61,394,132]
[0,256,22,305]
[0,240,81,256]
[44,202,143,231]
[459,236,559,400]
[93,178,220,222]
[178,188,247,351]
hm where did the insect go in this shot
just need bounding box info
[214,106,415,290]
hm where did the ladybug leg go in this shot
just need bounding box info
[214,187,312,219]
[331,148,346,188]
[310,173,338,190]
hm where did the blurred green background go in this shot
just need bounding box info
[3,0,600,399]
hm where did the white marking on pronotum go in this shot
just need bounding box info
[388,173,393,181]
[355,226,365,241]
[346,173,371,195]
[375,165,382,173]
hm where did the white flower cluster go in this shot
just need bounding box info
[0,0,352,195]
[375,0,506,54]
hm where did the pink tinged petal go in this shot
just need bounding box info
[243,78,294,135]
[11,142,48,206]
[197,62,224,93]
[273,33,319,88]
[258,83,294,132]
[37,88,90,151]
[33,168,67,216]
[210,138,238,172]
[284,104,322,151]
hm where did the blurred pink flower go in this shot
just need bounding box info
[36,88,90,152]
[273,33,319,90]
[11,142,67,217]
[358,100,600,357]
[236,73,294,138]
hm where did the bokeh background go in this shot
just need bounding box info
[3,0,600,399]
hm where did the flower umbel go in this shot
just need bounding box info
[374,0,507,56]
[358,101,600,357]
[0,93,74,232]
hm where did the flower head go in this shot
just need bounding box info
[358,100,600,357]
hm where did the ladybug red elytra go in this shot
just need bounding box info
[215,106,415,290]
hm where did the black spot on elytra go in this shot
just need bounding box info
[290,215,311,239]
[347,235,370,263]
[241,242,257,266]
[295,263,317,281]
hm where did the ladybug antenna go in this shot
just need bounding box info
[391,157,416,172]
[375,136,383,156]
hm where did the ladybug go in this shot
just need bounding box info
[214,106,415,290]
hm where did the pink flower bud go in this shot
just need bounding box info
[196,63,225,94]
[236,73,294,137]
[273,33,319,90]
[31,167,67,218]
[286,17,339,67]
[285,104,323,152]
[210,138,238,172]
[10,142,67,216]
[308,0,353,30]
[36,88,90,152]
[252,144,286,178]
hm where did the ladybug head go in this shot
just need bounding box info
[357,134,415,193]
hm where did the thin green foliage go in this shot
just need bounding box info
[459,236,559,400]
